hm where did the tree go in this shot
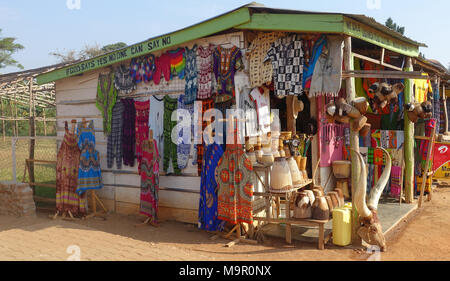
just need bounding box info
[385,17,405,35]
[448,63,450,72]
[0,29,24,69]
[51,42,128,63]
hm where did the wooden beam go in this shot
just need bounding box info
[342,70,428,79]
[344,36,361,246]
[404,58,415,203]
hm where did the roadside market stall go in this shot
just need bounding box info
[34,3,433,249]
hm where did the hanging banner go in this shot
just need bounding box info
[433,143,450,172]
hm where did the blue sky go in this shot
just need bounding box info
[1,0,449,74]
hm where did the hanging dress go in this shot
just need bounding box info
[122,99,136,167]
[76,120,103,195]
[114,64,136,95]
[212,45,243,103]
[135,100,150,168]
[177,95,193,170]
[56,121,84,215]
[198,143,225,231]
[197,44,215,100]
[139,139,160,221]
[184,45,199,105]
[215,120,254,224]
[96,71,118,137]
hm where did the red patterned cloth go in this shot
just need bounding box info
[135,100,150,170]
[140,139,160,221]
[197,98,215,176]
[215,121,254,224]
[56,122,85,215]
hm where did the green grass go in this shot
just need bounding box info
[0,138,57,204]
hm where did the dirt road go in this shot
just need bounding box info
[1,188,449,261]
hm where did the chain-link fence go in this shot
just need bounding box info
[0,137,57,209]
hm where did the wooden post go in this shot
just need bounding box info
[344,36,361,246]
[286,96,295,135]
[43,108,47,136]
[403,58,415,203]
[28,78,36,187]
[9,100,16,137]
[14,91,18,137]
[443,83,448,133]
[418,125,436,208]
[1,97,5,142]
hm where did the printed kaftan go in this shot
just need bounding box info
[215,125,254,224]
[56,122,84,215]
[135,100,150,168]
[198,143,225,231]
[139,139,160,220]
[76,120,103,195]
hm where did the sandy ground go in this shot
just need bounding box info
[0,187,449,261]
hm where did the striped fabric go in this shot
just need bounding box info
[107,100,124,169]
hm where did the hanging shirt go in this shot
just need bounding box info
[149,95,165,169]
[264,34,305,98]
[249,87,271,135]
[414,75,432,103]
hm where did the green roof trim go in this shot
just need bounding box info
[35,3,425,85]
[36,7,251,85]
[235,13,345,33]
[343,17,419,57]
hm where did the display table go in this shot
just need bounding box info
[253,177,331,250]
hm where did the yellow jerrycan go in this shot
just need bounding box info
[332,207,352,246]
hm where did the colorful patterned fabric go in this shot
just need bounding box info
[196,98,215,176]
[419,118,437,170]
[247,31,286,88]
[96,71,118,137]
[76,120,102,195]
[130,55,156,84]
[122,99,136,167]
[198,143,225,231]
[390,166,402,198]
[114,64,136,94]
[184,45,198,105]
[431,82,440,133]
[213,46,243,100]
[197,44,216,100]
[168,48,186,80]
[309,36,344,97]
[163,95,180,175]
[177,95,193,170]
[154,53,171,85]
[215,121,254,225]
[135,100,150,169]
[139,139,160,220]
[265,34,305,98]
[107,100,124,169]
[56,122,85,215]
[303,35,325,89]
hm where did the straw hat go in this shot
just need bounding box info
[292,96,304,119]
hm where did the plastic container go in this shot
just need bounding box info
[332,207,352,247]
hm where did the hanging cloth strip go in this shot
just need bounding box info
[76,120,103,195]
[197,44,216,100]
[309,36,344,97]
[114,64,136,94]
[177,95,193,170]
[107,100,124,169]
[163,95,181,175]
[198,143,225,231]
[135,100,150,170]
[184,45,199,105]
[56,121,85,215]
[96,71,118,137]
[215,119,254,224]
[303,35,326,90]
[122,99,136,167]
[139,139,160,221]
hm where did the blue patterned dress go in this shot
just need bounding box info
[198,143,225,231]
[184,45,198,105]
[76,120,103,195]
